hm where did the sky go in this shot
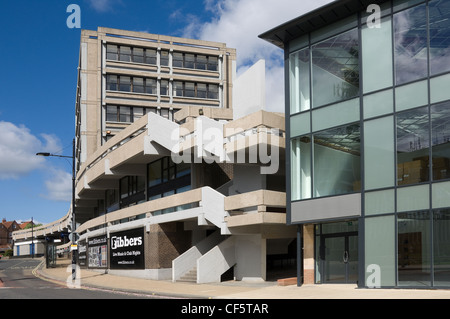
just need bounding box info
[0,0,331,225]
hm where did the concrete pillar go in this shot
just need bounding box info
[303,224,315,284]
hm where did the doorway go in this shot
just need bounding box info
[319,231,358,283]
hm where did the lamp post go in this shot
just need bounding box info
[36,138,77,280]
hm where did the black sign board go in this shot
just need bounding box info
[110,228,145,269]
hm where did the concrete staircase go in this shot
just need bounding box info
[178,267,197,283]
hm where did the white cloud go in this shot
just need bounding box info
[181,0,333,112]
[0,121,62,180]
[85,0,123,13]
[42,168,72,202]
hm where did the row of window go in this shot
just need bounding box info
[107,44,168,66]
[103,157,191,213]
[106,44,219,71]
[291,100,450,200]
[105,105,159,123]
[289,0,450,113]
[106,74,219,99]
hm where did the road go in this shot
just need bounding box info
[0,258,153,299]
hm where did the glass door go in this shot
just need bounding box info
[320,232,358,283]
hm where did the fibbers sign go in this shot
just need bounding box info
[110,228,145,269]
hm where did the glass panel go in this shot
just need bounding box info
[119,46,131,62]
[148,161,161,187]
[185,54,195,69]
[106,44,118,60]
[362,17,393,93]
[393,4,428,85]
[431,101,450,181]
[365,189,395,216]
[196,55,207,70]
[133,77,144,93]
[323,236,346,283]
[396,106,429,186]
[119,106,131,122]
[397,184,429,212]
[395,80,428,112]
[173,52,183,68]
[364,116,395,190]
[363,89,394,119]
[119,76,131,92]
[106,75,117,91]
[432,181,450,209]
[160,50,169,66]
[133,47,144,63]
[429,0,450,76]
[160,80,169,96]
[433,209,450,286]
[145,78,157,94]
[312,28,359,108]
[312,98,359,132]
[133,107,144,121]
[291,137,312,200]
[120,177,129,199]
[106,105,118,122]
[145,49,157,65]
[290,112,310,138]
[289,48,310,113]
[365,216,396,287]
[173,81,183,97]
[313,123,361,197]
[397,211,431,287]
[185,82,195,98]
[197,83,207,99]
[430,73,450,104]
[208,56,218,71]
[208,84,219,99]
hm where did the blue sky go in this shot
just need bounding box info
[0,0,330,224]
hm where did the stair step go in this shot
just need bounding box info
[178,268,197,282]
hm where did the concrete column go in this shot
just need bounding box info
[303,224,315,284]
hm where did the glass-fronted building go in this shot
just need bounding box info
[260,0,450,288]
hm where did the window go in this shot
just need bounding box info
[119,46,132,62]
[397,211,431,287]
[107,44,118,60]
[290,47,310,113]
[312,28,359,107]
[133,77,145,93]
[313,123,361,197]
[133,107,145,121]
[119,106,131,122]
[160,50,169,66]
[429,0,450,76]
[185,54,195,69]
[147,157,191,203]
[196,55,207,70]
[431,101,450,181]
[106,75,118,91]
[160,80,169,96]
[106,105,118,122]
[119,76,131,92]
[393,4,428,85]
[172,52,219,71]
[145,78,157,94]
[145,49,157,65]
[172,81,219,99]
[396,106,430,185]
[119,176,146,208]
[133,47,144,63]
[173,52,184,68]
[106,75,157,94]
[208,56,218,71]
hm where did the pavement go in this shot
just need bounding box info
[34,258,450,299]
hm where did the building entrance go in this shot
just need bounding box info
[316,221,358,284]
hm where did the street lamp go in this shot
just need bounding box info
[36,138,77,280]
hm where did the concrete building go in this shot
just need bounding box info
[260,0,450,288]
[72,27,293,283]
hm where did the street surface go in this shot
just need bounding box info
[0,258,152,299]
